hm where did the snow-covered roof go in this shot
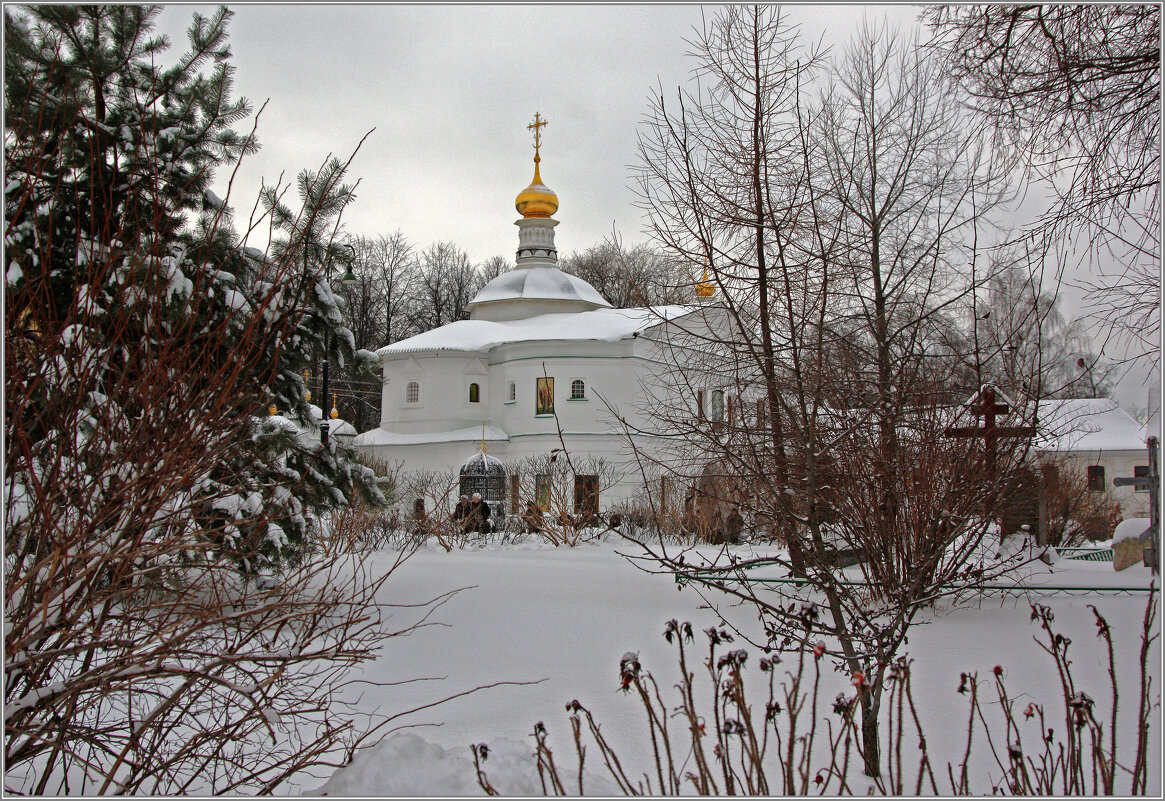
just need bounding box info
[376,305,697,356]
[467,266,611,308]
[354,424,511,447]
[1036,398,1146,453]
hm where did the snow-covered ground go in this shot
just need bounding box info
[302,536,1161,796]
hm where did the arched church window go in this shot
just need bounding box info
[406,381,420,404]
[571,379,585,399]
[508,381,516,402]
[469,383,480,403]
[711,389,724,422]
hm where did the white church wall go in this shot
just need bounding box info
[380,353,495,434]
[491,340,640,437]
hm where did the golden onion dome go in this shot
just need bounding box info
[696,265,716,298]
[515,156,559,218]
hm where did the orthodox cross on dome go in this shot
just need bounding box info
[515,112,558,219]
[480,422,488,454]
[528,112,548,161]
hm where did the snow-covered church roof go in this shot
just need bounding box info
[468,266,611,308]
[377,305,697,356]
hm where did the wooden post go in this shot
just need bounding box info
[1114,436,1160,574]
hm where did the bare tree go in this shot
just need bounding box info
[412,241,487,330]
[631,8,1040,778]
[924,4,1161,370]
[964,266,1118,400]
[3,144,414,794]
[332,231,422,430]
[367,230,423,347]
[560,233,695,307]
[477,253,511,283]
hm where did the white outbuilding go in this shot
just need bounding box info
[1036,397,1151,519]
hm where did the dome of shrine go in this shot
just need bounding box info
[470,266,610,308]
[460,449,505,476]
[514,157,558,218]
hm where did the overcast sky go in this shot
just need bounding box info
[153,3,1157,414]
[155,3,921,261]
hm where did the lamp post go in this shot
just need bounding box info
[320,243,358,446]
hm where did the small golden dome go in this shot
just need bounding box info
[696,265,716,298]
[515,157,559,218]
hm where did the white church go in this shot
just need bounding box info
[354,118,721,518]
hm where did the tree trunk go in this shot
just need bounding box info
[860,689,881,778]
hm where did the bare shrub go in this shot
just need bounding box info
[1042,463,1126,546]
[507,453,624,547]
[395,468,464,550]
[3,234,408,791]
[478,590,1158,795]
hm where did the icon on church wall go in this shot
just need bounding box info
[535,473,551,510]
[536,377,554,416]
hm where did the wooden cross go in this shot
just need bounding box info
[528,112,547,157]
[945,386,1035,470]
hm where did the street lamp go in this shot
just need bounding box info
[320,242,358,446]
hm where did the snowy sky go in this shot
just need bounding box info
[153,3,1157,414]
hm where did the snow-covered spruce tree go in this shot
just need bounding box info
[4,4,385,571]
[5,6,402,794]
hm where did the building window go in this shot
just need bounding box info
[711,389,725,423]
[1087,465,1105,492]
[536,377,554,415]
[508,381,516,402]
[570,379,585,399]
[574,474,599,517]
[469,382,480,403]
[697,390,704,420]
[405,381,420,404]
[1134,464,1150,491]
